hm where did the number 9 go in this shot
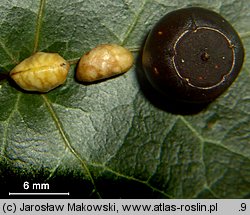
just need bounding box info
[241,203,246,211]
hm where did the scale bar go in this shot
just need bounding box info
[9,192,70,196]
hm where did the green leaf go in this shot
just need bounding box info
[0,0,250,198]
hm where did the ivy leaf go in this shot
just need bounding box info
[0,0,250,198]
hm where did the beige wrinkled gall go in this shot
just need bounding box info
[10,52,70,92]
[76,44,134,82]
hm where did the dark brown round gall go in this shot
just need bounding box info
[142,7,244,103]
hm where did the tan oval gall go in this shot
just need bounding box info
[76,44,134,82]
[10,52,70,92]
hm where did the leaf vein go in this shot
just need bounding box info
[33,0,46,53]
[121,0,147,46]
[0,39,18,65]
[45,149,69,181]
[239,31,250,39]
[0,93,21,156]
[41,95,101,198]
[179,116,204,141]
[92,163,173,198]
[180,117,250,159]
[205,139,250,161]
[146,118,179,183]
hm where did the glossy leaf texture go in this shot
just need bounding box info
[0,0,250,198]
